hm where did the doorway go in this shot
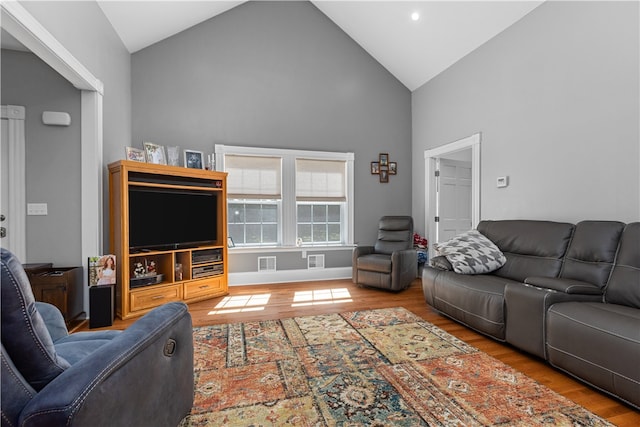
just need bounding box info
[2,1,103,315]
[436,157,472,242]
[424,133,481,258]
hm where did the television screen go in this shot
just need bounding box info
[128,187,217,250]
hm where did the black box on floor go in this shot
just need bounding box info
[89,285,114,328]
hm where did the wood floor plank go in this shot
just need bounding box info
[89,278,639,425]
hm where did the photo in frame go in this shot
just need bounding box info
[143,142,166,165]
[184,149,204,169]
[370,161,380,174]
[125,147,146,163]
[88,254,117,287]
[379,153,389,167]
[379,167,389,183]
[389,162,397,175]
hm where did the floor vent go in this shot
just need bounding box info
[258,256,276,272]
[307,254,325,269]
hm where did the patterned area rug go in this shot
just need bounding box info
[180,307,611,426]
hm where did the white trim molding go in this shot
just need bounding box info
[215,144,355,247]
[1,1,103,94]
[424,133,481,258]
[1,105,27,261]
[228,267,352,286]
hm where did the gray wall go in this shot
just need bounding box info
[1,50,81,265]
[412,0,640,235]
[18,0,132,256]
[132,1,412,271]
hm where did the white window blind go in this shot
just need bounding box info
[225,155,282,199]
[296,159,346,201]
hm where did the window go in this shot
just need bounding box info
[216,145,354,248]
[228,201,279,245]
[225,155,281,246]
[296,159,346,244]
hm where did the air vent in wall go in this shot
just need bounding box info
[307,254,325,269]
[258,256,276,272]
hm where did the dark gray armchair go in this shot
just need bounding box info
[352,216,417,291]
[1,248,194,427]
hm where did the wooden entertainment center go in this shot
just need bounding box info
[109,160,228,319]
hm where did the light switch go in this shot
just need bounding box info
[496,176,509,188]
[27,203,48,215]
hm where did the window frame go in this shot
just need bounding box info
[296,201,345,245]
[227,199,281,246]
[215,144,354,248]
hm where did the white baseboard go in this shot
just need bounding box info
[228,267,352,286]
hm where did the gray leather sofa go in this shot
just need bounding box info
[422,220,639,409]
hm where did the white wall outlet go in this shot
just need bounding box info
[27,203,48,215]
[496,176,509,188]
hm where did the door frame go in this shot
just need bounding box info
[1,2,103,312]
[1,105,26,260]
[424,133,481,258]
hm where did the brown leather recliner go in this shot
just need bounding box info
[352,216,417,291]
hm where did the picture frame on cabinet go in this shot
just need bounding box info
[184,149,204,169]
[125,147,146,162]
[88,254,117,286]
[143,142,166,165]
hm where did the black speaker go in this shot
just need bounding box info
[89,285,114,328]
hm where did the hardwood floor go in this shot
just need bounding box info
[97,278,639,426]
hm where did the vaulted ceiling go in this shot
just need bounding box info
[0,2,545,91]
[97,1,544,91]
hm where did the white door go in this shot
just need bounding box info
[1,118,10,248]
[436,158,472,242]
[1,105,26,260]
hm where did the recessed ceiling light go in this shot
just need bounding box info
[411,12,420,21]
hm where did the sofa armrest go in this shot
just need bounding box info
[524,277,603,295]
[352,246,375,284]
[19,302,194,427]
[35,302,69,342]
[391,248,418,264]
[391,249,418,289]
[353,246,375,258]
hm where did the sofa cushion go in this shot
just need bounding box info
[477,220,574,282]
[356,253,392,273]
[54,330,122,365]
[0,249,71,391]
[605,222,640,308]
[560,220,625,288]
[434,230,506,274]
[428,271,520,339]
[546,302,640,408]
[374,216,413,255]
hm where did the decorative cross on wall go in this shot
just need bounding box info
[370,153,397,183]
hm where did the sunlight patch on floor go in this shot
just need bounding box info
[208,293,271,315]
[291,288,353,307]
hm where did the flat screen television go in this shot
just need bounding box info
[128,187,217,251]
